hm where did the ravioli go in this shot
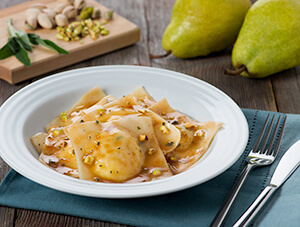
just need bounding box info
[150,98,223,173]
[31,86,222,183]
[45,86,107,131]
[65,117,172,182]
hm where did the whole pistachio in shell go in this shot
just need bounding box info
[30,3,47,11]
[42,8,57,19]
[55,14,69,27]
[55,3,67,13]
[62,5,77,19]
[25,8,41,18]
[38,13,55,29]
[74,0,86,11]
[25,15,38,30]
[92,8,101,19]
[57,0,74,5]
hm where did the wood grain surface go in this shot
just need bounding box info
[0,0,140,84]
[0,0,299,226]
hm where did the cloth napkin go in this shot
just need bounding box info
[0,109,300,227]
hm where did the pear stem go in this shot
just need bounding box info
[225,65,246,76]
[150,51,171,59]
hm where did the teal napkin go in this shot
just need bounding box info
[0,109,299,227]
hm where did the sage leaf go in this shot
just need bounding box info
[13,37,31,66]
[10,37,20,53]
[7,18,32,51]
[0,41,14,60]
[37,38,69,54]
[7,18,17,37]
[27,33,40,45]
[16,31,32,52]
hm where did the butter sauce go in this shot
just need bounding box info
[31,86,222,183]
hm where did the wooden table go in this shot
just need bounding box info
[0,0,299,226]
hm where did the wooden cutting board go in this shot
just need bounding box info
[0,0,140,84]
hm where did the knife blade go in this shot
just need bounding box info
[233,140,300,227]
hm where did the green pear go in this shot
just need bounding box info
[230,0,300,78]
[161,0,251,58]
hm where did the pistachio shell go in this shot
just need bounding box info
[30,3,47,11]
[42,9,57,19]
[25,8,41,18]
[55,14,69,27]
[74,0,86,11]
[92,8,101,19]
[57,0,74,5]
[37,13,55,29]
[55,3,67,13]
[25,15,38,30]
[62,5,77,19]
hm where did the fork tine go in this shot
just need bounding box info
[259,114,275,154]
[264,115,281,155]
[269,116,287,157]
[252,113,271,152]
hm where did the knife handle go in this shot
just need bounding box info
[233,185,277,227]
[210,163,255,227]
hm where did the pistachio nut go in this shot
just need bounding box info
[105,9,114,21]
[30,3,47,11]
[62,5,77,19]
[79,6,93,20]
[25,15,38,30]
[37,13,55,29]
[25,8,41,18]
[74,0,86,11]
[92,8,101,19]
[55,3,67,14]
[55,14,69,27]
[56,19,110,42]
[42,8,57,19]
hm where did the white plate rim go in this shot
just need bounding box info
[0,65,249,198]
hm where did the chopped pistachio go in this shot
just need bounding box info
[184,122,195,129]
[169,156,177,162]
[83,155,95,165]
[60,112,67,121]
[148,148,155,155]
[138,109,146,114]
[152,169,161,176]
[104,9,114,21]
[159,123,170,134]
[53,129,63,136]
[195,129,205,138]
[166,141,174,147]
[139,135,148,142]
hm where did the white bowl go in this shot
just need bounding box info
[0,65,248,198]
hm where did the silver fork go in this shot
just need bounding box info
[210,113,287,227]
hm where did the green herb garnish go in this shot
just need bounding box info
[0,18,68,66]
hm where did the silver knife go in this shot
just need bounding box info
[233,140,300,227]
